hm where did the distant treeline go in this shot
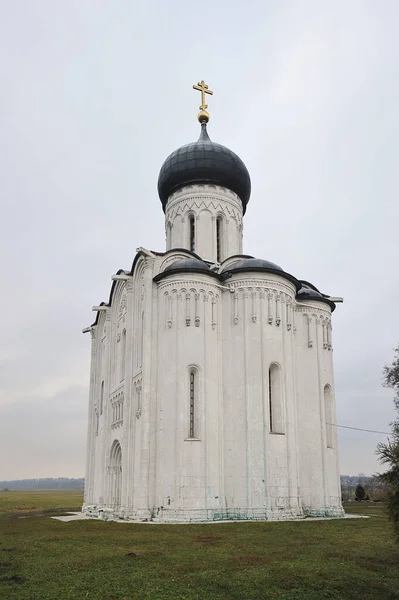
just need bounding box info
[0,475,388,498]
[0,478,84,490]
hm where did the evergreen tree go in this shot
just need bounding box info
[355,484,365,501]
[376,345,399,542]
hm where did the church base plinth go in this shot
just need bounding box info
[303,506,345,519]
[82,503,346,522]
[133,506,306,523]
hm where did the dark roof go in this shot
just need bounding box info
[157,124,251,213]
[220,257,300,291]
[86,252,336,331]
[154,257,220,282]
[222,258,283,273]
[164,257,210,272]
[296,287,336,311]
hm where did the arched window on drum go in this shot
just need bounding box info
[216,216,224,263]
[189,214,195,252]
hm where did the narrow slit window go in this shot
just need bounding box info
[216,217,222,262]
[167,222,172,250]
[189,215,195,252]
[268,375,273,432]
[269,364,284,434]
[189,371,195,438]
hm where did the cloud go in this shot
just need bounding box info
[0,386,87,479]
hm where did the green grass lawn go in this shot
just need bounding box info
[0,489,83,518]
[1,492,398,600]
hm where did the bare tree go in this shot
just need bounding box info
[376,346,399,541]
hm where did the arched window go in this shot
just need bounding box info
[100,380,104,415]
[324,385,333,448]
[188,369,198,438]
[120,329,126,382]
[269,364,284,434]
[167,222,172,250]
[189,215,195,252]
[216,216,223,263]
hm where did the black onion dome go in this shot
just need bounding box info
[158,124,251,213]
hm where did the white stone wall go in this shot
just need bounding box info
[294,301,343,517]
[221,272,302,519]
[83,195,344,522]
[154,272,222,520]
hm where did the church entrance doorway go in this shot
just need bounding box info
[109,440,122,509]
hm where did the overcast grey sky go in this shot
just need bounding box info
[1,0,398,480]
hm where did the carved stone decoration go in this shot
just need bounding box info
[304,314,313,348]
[110,391,124,430]
[185,290,191,326]
[268,292,274,325]
[275,293,281,326]
[134,377,142,419]
[286,300,292,331]
[327,322,332,351]
[322,319,328,349]
[167,294,172,329]
[119,295,127,319]
[166,190,242,224]
[233,291,239,325]
[116,333,121,343]
[195,292,200,327]
[211,297,217,330]
[252,290,257,323]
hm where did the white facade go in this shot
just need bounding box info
[83,178,344,522]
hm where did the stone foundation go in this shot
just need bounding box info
[83,503,345,523]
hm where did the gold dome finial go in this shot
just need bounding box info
[193,80,213,123]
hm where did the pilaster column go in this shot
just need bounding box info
[122,279,134,514]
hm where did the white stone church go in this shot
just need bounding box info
[82,83,344,522]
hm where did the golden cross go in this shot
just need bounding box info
[193,80,213,111]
